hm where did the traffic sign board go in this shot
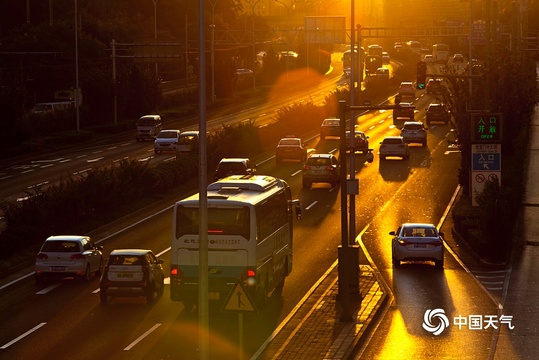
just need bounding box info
[471,113,503,142]
[222,281,256,313]
[472,153,501,171]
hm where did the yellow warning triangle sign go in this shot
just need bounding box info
[222,280,256,312]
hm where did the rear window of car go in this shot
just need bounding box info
[109,255,145,266]
[279,139,300,146]
[322,120,339,126]
[306,157,331,166]
[218,162,246,172]
[382,138,403,145]
[403,124,424,130]
[42,241,80,252]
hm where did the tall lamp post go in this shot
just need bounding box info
[74,0,80,132]
[247,0,262,89]
[152,0,159,77]
[209,0,220,102]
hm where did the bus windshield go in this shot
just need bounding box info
[175,205,250,239]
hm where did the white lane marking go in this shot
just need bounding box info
[73,168,92,176]
[0,175,14,180]
[107,146,117,150]
[305,201,318,210]
[0,322,47,349]
[40,164,54,169]
[124,323,162,351]
[21,169,34,174]
[113,157,129,163]
[291,170,302,177]
[87,157,104,163]
[36,283,62,294]
[59,159,71,163]
[76,154,88,158]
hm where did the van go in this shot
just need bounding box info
[32,101,75,114]
[136,115,162,142]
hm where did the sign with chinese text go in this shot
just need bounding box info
[471,113,503,143]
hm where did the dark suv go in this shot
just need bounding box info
[302,154,340,188]
[214,158,257,181]
[100,249,165,304]
[426,103,450,125]
[276,136,307,164]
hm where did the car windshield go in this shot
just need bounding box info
[41,241,80,252]
[138,118,155,126]
[158,132,177,138]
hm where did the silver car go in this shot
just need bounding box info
[379,136,410,160]
[35,235,103,282]
[100,249,165,304]
[154,129,180,154]
[390,223,445,268]
[400,121,427,147]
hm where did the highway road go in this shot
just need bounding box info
[0,60,501,359]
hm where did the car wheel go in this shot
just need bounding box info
[380,155,386,161]
[392,251,400,267]
[276,157,282,165]
[302,179,310,189]
[146,282,155,304]
[422,139,427,147]
[96,259,103,276]
[35,273,44,283]
[435,259,444,269]
[100,289,108,303]
[157,278,165,297]
[79,265,91,281]
[321,135,325,140]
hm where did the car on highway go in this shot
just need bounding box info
[302,153,340,188]
[382,51,390,63]
[392,102,414,121]
[400,121,427,147]
[35,235,103,283]
[426,78,443,95]
[390,223,445,268]
[452,53,465,63]
[345,130,369,154]
[176,130,199,154]
[214,158,257,181]
[136,114,162,142]
[99,249,165,304]
[320,118,341,140]
[154,129,181,154]
[398,81,416,98]
[422,54,434,63]
[426,103,450,125]
[379,136,410,160]
[276,136,307,164]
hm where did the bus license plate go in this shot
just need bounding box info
[209,292,220,300]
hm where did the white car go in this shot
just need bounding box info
[379,136,410,160]
[398,81,416,98]
[154,129,181,154]
[400,121,427,147]
[422,54,434,63]
[35,235,103,282]
[99,249,165,304]
[391,223,445,268]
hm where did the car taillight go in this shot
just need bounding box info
[170,265,183,280]
[429,240,443,246]
[70,253,85,260]
[241,268,256,286]
[36,253,48,260]
[303,165,310,170]
[326,166,335,171]
[398,239,412,246]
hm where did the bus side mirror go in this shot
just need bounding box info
[292,199,302,220]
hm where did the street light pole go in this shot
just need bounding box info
[152,0,158,77]
[210,24,216,102]
[74,0,80,132]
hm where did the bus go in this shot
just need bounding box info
[432,43,449,63]
[170,175,302,310]
[406,41,422,54]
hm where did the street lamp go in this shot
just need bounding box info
[152,0,158,77]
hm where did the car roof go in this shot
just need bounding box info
[219,158,249,163]
[403,121,423,126]
[398,102,413,106]
[401,223,436,229]
[383,136,404,140]
[308,153,333,159]
[400,81,413,86]
[109,249,152,256]
[180,131,199,136]
[159,129,179,133]
[45,235,88,242]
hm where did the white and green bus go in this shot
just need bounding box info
[170,175,302,310]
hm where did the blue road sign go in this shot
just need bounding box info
[472,153,501,171]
